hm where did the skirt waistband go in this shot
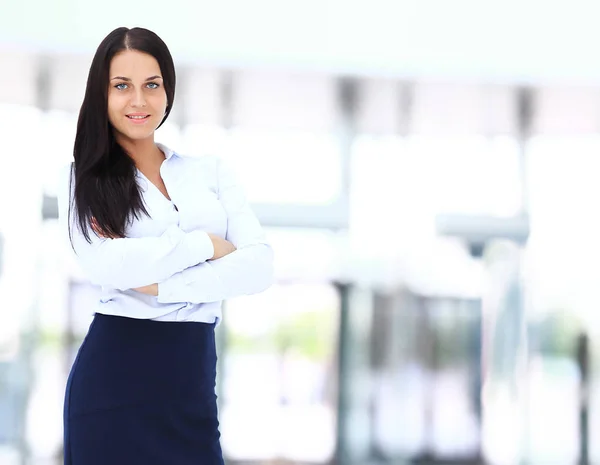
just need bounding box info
[67,313,218,417]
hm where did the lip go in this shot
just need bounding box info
[125,113,151,124]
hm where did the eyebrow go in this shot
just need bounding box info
[110,75,163,81]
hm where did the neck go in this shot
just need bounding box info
[117,135,165,171]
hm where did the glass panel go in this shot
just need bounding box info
[222,128,342,205]
[406,135,522,217]
[0,103,46,462]
[351,134,522,256]
[427,297,481,458]
[525,135,600,465]
[219,282,339,463]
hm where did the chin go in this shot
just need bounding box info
[113,128,156,143]
[128,133,156,142]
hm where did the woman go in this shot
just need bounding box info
[58,27,274,465]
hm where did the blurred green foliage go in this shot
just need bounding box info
[530,309,582,358]
[226,307,336,362]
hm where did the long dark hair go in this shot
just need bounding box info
[69,27,176,245]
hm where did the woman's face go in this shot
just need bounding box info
[107,50,167,143]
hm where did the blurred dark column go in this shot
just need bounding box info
[333,76,359,465]
[36,54,52,112]
[334,281,352,465]
[42,193,58,221]
[516,86,534,216]
[516,86,534,465]
[332,282,375,465]
[577,332,590,465]
[398,81,414,137]
[337,77,357,212]
[466,299,483,428]
[220,69,234,131]
[368,291,394,462]
[413,296,437,464]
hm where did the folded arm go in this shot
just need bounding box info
[58,164,214,290]
[156,158,274,303]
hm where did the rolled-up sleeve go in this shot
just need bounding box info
[58,164,215,290]
[157,158,274,303]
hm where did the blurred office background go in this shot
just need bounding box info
[2,1,600,464]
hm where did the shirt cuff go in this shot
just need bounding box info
[185,230,214,263]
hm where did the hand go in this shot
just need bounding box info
[132,283,159,296]
[207,233,236,260]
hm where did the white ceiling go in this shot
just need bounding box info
[2,0,600,84]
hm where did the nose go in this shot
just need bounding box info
[130,88,147,108]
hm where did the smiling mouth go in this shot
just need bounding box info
[126,115,150,120]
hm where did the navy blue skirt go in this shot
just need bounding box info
[63,313,224,465]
